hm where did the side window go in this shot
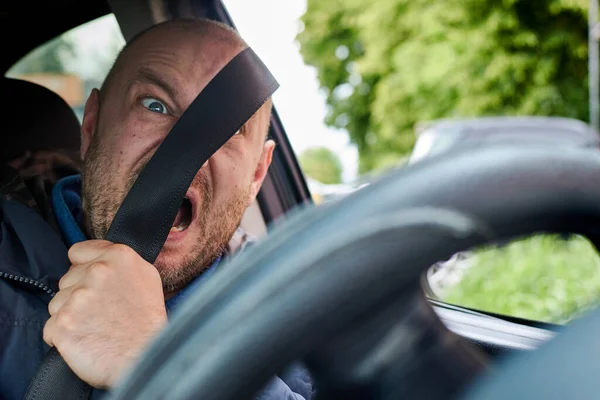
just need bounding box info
[430,234,600,324]
[6,14,125,122]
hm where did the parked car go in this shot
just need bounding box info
[409,116,600,164]
[305,176,368,204]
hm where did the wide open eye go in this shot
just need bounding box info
[142,97,169,114]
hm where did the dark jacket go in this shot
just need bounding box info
[0,169,314,399]
[0,194,67,399]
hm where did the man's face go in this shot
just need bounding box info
[79,26,273,295]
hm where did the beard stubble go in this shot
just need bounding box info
[81,133,250,294]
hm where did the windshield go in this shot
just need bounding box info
[225,0,600,325]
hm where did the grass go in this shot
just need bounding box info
[441,234,600,324]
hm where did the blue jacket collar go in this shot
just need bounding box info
[50,174,86,247]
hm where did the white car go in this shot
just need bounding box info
[409,116,599,164]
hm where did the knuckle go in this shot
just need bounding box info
[66,246,76,260]
[48,298,60,316]
[42,322,53,346]
[55,311,75,332]
[67,243,83,260]
[70,287,90,305]
[112,244,141,265]
[112,243,134,258]
[58,273,71,290]
[88,261,110,279]
[88,262,109,275]
[58,275,66,289]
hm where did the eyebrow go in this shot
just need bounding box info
[128,67,181,104]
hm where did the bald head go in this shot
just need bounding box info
[100,19,245,103]
[80,18,276,292]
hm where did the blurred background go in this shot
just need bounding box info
[7,0,600,325]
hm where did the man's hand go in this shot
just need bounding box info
[43,240,167,389]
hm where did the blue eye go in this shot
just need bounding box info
[142,97,168,114]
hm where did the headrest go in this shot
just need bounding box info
[0,77,81,164]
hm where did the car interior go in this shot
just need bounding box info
[3,0,600,399]
[1,76,82,223]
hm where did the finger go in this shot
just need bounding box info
[101,243,143,265]
[68,240,113,265]
[43,315,56,347]
[48,285,75,316]
[58,263,89,290]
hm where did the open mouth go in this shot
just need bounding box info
[171,197,193,232]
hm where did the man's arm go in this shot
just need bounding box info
[44,240,316,398]
[43,240,168,389]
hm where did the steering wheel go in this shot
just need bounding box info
[106,144,600,400]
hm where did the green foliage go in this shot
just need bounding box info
[10,36,75,75]
[298,0,591,173]
[299,147,344,184]
[443,235,600,324]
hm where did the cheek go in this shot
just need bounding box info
[103,118,165,175]
[208,147,255,200]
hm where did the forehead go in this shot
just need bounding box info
[116,28,237,102]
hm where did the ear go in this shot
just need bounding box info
[247,140,275,206]
[80,88,100,160]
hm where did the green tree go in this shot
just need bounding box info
[297,0,591,173]
[299,147,344,184]
[9,36,76,75]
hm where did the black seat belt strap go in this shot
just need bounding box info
[24,346,93,400]
[25,47,279,400]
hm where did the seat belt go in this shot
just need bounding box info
[24,47,279,400]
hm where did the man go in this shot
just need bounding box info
[0,18,313,399]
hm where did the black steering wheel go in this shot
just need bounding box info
[105,144,600,400]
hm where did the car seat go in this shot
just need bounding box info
[0,77,82,221]
[0,77,81,165]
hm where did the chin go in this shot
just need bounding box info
[153,249,184,276]
[154,237,197,267]
[154,229,212,285]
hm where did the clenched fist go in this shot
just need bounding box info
[43,240,167,389]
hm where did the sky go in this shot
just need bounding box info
[222,0,359,182]
[62,1,359,183]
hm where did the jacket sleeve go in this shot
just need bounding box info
[257,363,315,400]
[256,376,307,400]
